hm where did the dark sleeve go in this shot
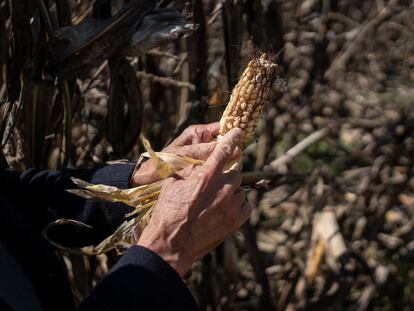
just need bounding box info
[0,164,136,246]
[78,245,199,311]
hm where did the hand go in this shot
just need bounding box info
[137,128,252,277]
[131,123,221,186]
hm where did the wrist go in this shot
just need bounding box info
[137,227,191,277]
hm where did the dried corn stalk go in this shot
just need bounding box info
[49,53,287,254]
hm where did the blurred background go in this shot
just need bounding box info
[1,0,414,310]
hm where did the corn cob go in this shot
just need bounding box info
[219,53,287,144]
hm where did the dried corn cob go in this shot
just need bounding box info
[219,53,287,144]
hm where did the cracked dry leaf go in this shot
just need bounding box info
[94,204,152,254]
[70,178,133,205]
[70,178,164,208]
[141,136,176,179]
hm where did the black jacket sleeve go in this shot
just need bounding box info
[0,164,136,246]
[78,246,199,311]
[0,165,200,310]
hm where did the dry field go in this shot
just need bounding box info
[1,0,414,310]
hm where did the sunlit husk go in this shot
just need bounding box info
[141,151,205,169]
[141,136,176,179]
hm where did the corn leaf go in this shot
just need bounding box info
[94,217,140,254]
[70,177,135,205]
[47,0,155,79]
[69,177,164,208]
[120,8,197,56]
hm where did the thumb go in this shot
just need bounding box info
[204,128,243,174]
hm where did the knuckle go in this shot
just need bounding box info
[194,128,207,142]
[182,125,197,139]
[217,143,232,158]
[186,125,206,142]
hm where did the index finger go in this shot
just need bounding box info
[203,128,243,174]
[171,122,220,146]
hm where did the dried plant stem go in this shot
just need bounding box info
[146,50,182,61]
[306,239,325,284]
[269,128,329,170]
[83,60,108,92]
[136,71,196,91]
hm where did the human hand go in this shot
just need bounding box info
[131,123,221,186]
[137,128,252,277]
